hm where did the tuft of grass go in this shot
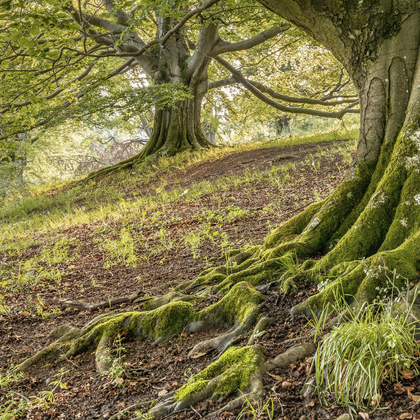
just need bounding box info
[100,228,138,269]
[237,394,277,420]
[313,297,420,409]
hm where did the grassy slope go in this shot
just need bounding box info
[1,130,357,242]
[0,129,358,418]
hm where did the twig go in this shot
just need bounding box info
[191,405,203,418]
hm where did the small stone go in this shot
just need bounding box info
[336,415,353,420]
[299,416,307,420]
[281,381,292,388]
[102,413,110,419]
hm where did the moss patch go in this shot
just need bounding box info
[175,346,264,401]
[140,301,195,340]
[198,282,262,327]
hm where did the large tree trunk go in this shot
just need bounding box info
[87,19,218,179]
[254,0,420,314]
[141,85,213,157]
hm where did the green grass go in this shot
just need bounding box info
[313,296,420,410]
[0,130,357,292]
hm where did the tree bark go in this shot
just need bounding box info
[254,0,420,313]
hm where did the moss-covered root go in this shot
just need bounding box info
[141,345,266,419]
[188,282,263,356]
[17,302,196,373]
[291,234,420,317]
[17,283,262,374]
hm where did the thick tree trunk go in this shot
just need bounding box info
[141,88,213,158]
[255,1,420,314]
[86,19,218,179]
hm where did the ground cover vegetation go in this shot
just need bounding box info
[1,0,420,419]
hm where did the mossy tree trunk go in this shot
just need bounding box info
[140,82,212,158]
[254,0,420,313]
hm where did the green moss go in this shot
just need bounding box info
[264,201,323,249]
[140,301,195,340]
[199,282,262,327]
[175,346,263,402]
[380,170,420,251]
[143,292,195,310]
[327,143,394,249]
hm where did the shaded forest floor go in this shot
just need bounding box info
[1,133,420,420]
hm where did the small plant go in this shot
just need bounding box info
[312,293,420,409]
[183,231,202,258]
[237,394,275,420]
[109,334,127,386]
[30,369,68,409]
[101,228,138,269]
[36,296,62,318]
[0,294,10,316]
[0,371,24,389]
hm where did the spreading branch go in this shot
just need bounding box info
[215,56,360,118]
[214,24,290,55]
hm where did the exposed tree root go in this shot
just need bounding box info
[17,282,262,374]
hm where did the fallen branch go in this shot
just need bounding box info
[52,291,151,312]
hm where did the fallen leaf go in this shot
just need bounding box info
[158,389,168,397]
[399,414,413,419]
[408,389,420,402]
[267,373,284,381]
[400,369,416,379]
[306,400,316,408]
[358,412,369,420]
[281,381,292,388]
[394,383,406,394]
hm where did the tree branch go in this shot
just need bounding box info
[208,77,237,90]
[215,56,360,119]
[214,24,290,55]
[249,80,358,106]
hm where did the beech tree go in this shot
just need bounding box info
[13,1,420,418]
[253,0,420,315]
[1,0,358,179]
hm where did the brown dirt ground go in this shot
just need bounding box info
[2,140,420,420]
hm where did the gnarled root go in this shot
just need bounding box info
[132,342,316,419]
[17,282,262,375]
[142,345,267,419]
[291,233,420,317]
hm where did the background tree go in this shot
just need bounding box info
[1,0,359,179]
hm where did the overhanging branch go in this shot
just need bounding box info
[214,24,290,55]
[215,56,360,119]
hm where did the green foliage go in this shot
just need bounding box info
[237,394,275,420]
[0,369,67,419]
[108,334,127,386]
[313,295,420,409]
[100,228,138,269]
